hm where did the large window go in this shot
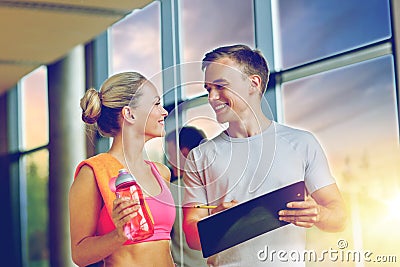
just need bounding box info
[19,67,49,267]
[282,56,399,266]
[3,0,399,266]
[276,0,399,265]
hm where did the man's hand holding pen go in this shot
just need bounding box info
[210,200,238,215]
[193,200,239,214]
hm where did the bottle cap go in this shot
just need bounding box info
[115,169,136,187]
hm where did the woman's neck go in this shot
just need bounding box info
[108,132,146,168]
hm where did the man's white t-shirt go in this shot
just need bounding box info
[183,121,335,267]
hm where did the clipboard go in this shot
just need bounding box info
[197,181,305,258]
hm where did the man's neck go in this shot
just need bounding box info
[226,114,272,138]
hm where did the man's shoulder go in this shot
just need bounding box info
[274,123,323,153]
[275,122,315,141]
[195,131,225,148]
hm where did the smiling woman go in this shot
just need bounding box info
[69,72,174,267]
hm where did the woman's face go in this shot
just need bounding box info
[132,82,168,141]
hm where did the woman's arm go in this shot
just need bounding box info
[69,165,134,266]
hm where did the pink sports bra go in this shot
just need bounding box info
[96,161,176,245]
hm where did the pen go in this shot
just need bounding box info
[193,205,217,209]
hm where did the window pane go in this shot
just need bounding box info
[180,0,255,98]
[276,0,391,69]
[110,1,161,87]
[282,56,399,263]
[21,66,48,150]
[23,149,49,267]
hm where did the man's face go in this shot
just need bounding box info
[204,58,251,124]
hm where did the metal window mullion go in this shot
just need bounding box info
[160,0,184,265]
[7,84,26,267]
[254,0,276,71]
[254,0,280,121]
[94,31,111,153]
[389,0,400,143]
[281,41,392,83]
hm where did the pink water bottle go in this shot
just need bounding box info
[115,169,154,241]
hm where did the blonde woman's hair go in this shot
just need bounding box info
[80,72,146,137]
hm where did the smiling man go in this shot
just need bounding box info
[182,44,347,266]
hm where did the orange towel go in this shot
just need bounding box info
[74,153,124,218]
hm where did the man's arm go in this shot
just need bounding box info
[278,183,347,232]
[182,206,208,250]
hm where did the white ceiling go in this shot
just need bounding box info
[0,0,153,95]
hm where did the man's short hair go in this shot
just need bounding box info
[202,44,270,94]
